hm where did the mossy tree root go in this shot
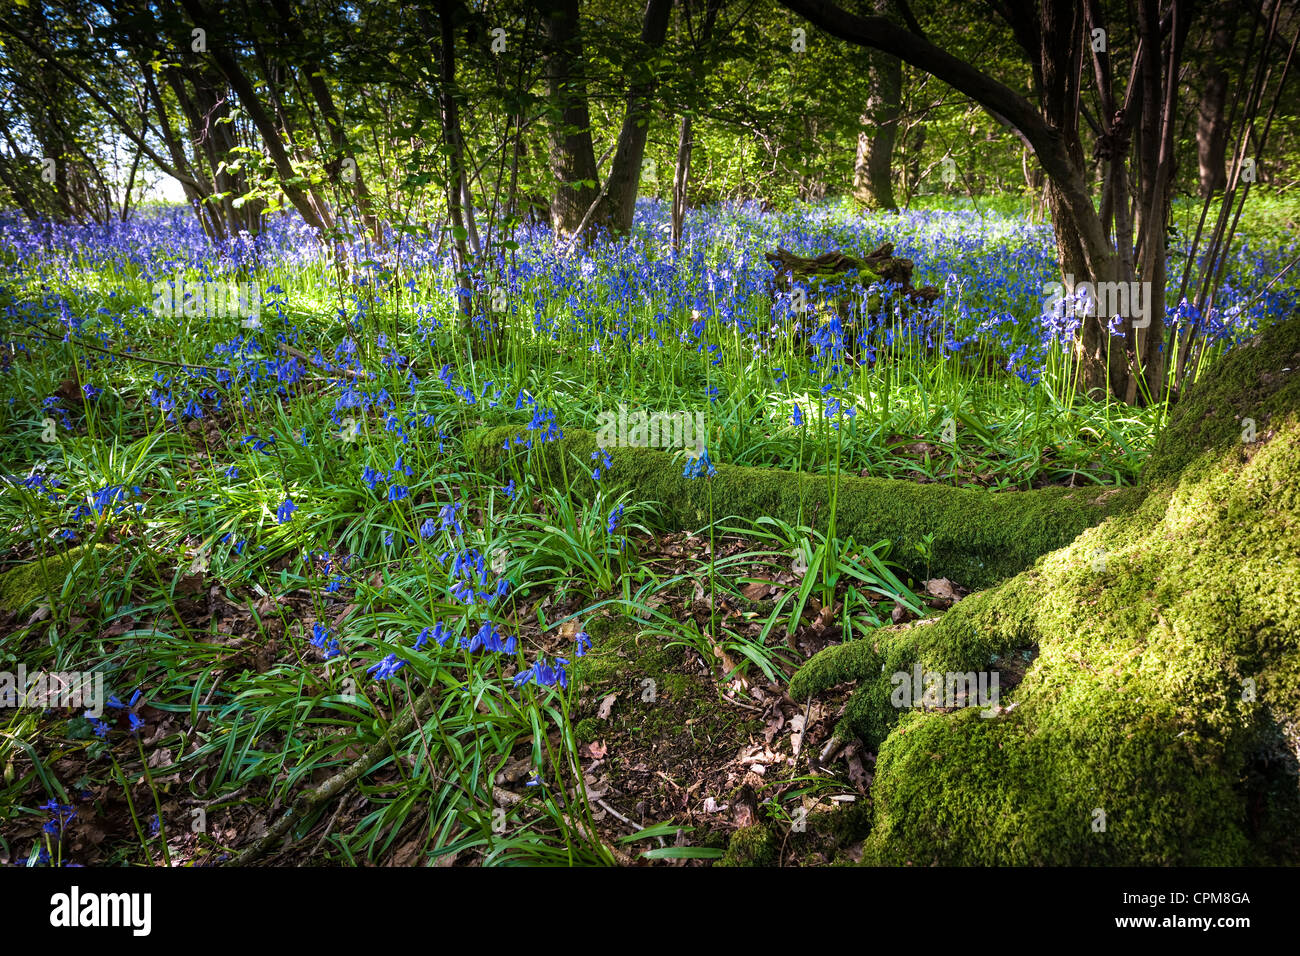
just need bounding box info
[799,314,1300,865]
[465,427,1144,591]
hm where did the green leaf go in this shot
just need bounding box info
[618,821,688,843]
[641,846,724,860]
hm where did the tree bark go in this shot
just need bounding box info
[1197,5,1230,197]
[428,1,476,335]
[269,0,379,240]
[538,0,606,238]
[671,0,723,251]
[671,114,692,251]
[852,0,901,210]
[179,0,332,232]
[602,0,673,233]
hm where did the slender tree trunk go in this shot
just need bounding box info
[780,0,1193,405]
[180,0,331,231]
[151,64,226,240]
[268,0,379,240]
[601,0,673,233]
[671,114,692,251]
[1197,7,1230,196]
[538,0,605,238]
[671,0,722,250]
[852,0,900,210]
[429,1,475,336]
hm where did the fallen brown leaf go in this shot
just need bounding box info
[924,578,962,603]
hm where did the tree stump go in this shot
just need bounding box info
[765,242,942,356]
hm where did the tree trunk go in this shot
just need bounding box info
[671,0,723,251]
[269,0,379,241]
[852,0,900,210]
[538,0,606,238]
[671,114,692,251]
[180,0,331,232]
[602,0,673,233]
[780,0,1195,405]
[429,1,475,336]
[1197,6,1230,197]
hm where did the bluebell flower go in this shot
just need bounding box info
[366,654,407,680]
[439,502,464,535]
[590,448,614,480]
[683,450,717,479]
[310,623,341,658]
[311,623,332,650]
[276,497,296,523]
[90,484,130,515]
[241,434,275,454]
[40,800,76,836]
[427,621,451,647]
[465,620,514,654]
[514,655,569,689]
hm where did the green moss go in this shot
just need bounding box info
[467,426,1143,590]
[715,800,875,866]
[0,545,107,613]
[718,825,779,867]
[791,314,1300,865]
[571,615,762,779]
[571,619,685,689]
[860,702,1256,865]
[788,605,1039,749]
[1144,314,1300,484]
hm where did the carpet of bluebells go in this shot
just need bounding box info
[1,197,1296,866]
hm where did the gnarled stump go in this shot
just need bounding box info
[765,243,942,357]
[764,242,942,305]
